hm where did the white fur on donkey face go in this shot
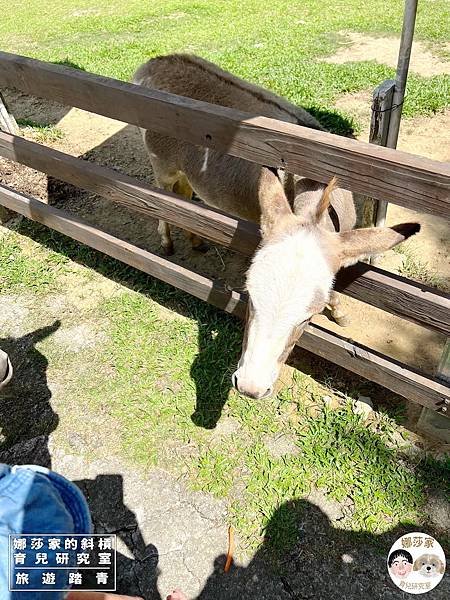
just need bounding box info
[233,229,334,398]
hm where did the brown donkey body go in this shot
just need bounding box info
[133,54,420,398]
[133,53,325,249]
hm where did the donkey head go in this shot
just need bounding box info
[231,176,420,399]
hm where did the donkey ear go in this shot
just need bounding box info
[260,169,293,238]
[314,176,338,223]
[337,222,420,268]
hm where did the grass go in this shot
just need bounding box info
[17,119,65,143]
[77,277,449,553]
[395,243,449,291]
[0,0,449,134]
[0,231,68,292]
[6,220,444,555]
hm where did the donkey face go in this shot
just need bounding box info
[232,224,333,398]
[231,178,420,399]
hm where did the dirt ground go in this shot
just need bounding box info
[322,32,450,77]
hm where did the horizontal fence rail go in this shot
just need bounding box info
[0,52,449,219]
[0,182,449,413]
[1,132,449,337]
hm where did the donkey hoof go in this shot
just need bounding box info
[192,241,209,253]
[161,242,175,256]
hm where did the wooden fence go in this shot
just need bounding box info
[0,52,449,415]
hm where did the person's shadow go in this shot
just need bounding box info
[0,321,61,467]
[48,473,448,599]
[75,474,162,599]
[195,498,449,599]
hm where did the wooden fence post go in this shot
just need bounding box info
[416,341,450,441]
[359,79,395,259]
[368,80,450,438]
[372,80,395,228]
[367,80,395,231]
[373,0,418,230]
[0,91,18,223]
[0,92,18,134]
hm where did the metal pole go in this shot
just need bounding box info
[375,0,418,227]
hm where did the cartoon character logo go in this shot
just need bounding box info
[387,532,446,594]
[388,549,413,579]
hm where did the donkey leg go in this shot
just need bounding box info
[157,219,174,256]
[154,172,177,255]
[173,178,209,253]
[328,291,350,327]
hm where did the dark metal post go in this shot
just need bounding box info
[375,0,418,227]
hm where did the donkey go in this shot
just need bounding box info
[133,54,420,399]
[132,53,326,253]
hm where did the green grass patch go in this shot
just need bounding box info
[1,0,449,557]
[4,220,448,556]
[17,119,65,143]
[83,288,243,465]
[66,274,449,553]
[0,232,67,292]
[395,244,449,291]
[0,0,448,133]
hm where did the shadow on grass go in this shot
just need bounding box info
[10,219,242,429]
[306,105,357,137]
[190,315,241,429]
[51,59,87,71]
[196,496,449,599]
[192,407,449,598]
[0,321,61,467]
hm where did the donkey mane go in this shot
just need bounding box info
[137,53,325,130]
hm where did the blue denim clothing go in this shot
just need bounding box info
[0,464,92,599]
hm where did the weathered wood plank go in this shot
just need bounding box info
[0,52,449,219]
[0,132,259,256]
[0,92,18,222]
[0,183,448,413]
[299,325,450,414]
[0,91,18,134]
[0,183,246,316]
[365,79,396,230]
[1,131,449,336]
[334,262,450,337]
[370,80,395,147]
